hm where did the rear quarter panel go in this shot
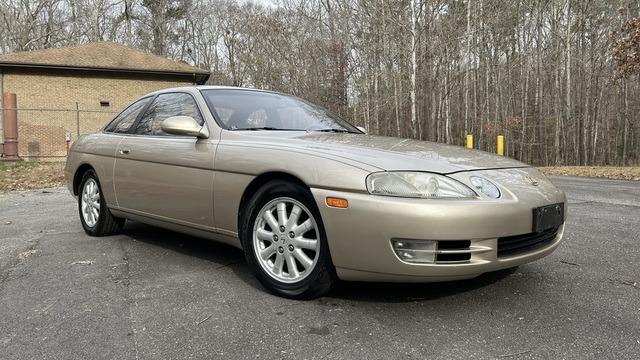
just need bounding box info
[65,133,124,206]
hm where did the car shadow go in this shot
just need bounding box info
[119,221,256,285]
[328,267,519,303]
[119,221,519,302]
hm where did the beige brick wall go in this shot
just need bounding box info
[3,72,192,110]
[1,71,194,160]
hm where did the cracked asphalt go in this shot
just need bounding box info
[0,176,638,359]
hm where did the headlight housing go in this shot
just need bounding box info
[469,176,501,198]
[366,172,477,199]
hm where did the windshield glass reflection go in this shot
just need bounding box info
[201,89,361,133]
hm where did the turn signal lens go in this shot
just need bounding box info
[326,197,349,208]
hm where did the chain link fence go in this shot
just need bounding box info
[1,108,118,161]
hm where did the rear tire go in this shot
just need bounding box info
[78,170,124,236]
[241,180,336,299]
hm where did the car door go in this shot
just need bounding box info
[113,92,217,229]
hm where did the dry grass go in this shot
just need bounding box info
[0,161,65,191]
[538,166,640,181]
[0,161,638,192]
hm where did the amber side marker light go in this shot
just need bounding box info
[326,197,349,208]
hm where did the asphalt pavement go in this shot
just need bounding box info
[0,176,638,359]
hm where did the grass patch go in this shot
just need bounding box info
[539,166,640,180]
[0,160,46,171]
[0,161,66,191]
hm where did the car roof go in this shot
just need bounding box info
[151,85,279,96]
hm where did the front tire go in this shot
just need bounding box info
[78,170,124,236]
[241,180,336,299]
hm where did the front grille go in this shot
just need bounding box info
[497,227,559,258]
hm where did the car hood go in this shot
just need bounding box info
[227,132,529,173]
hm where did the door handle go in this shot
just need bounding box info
[119,148,130,155]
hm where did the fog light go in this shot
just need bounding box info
[392,239,437,264]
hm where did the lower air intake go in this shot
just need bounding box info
[497,227,559,258]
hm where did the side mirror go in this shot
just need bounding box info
[357,126,368,134]
[161,116,210,138]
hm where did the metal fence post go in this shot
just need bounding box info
[76,102,80,137]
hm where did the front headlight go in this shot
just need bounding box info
[469,176,501,198]
[366,172,477,198]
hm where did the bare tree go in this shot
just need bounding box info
[0,0,638,165]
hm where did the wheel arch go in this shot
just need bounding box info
[236,171,337,298]
[237,172,309,235]
[72,164,96,196]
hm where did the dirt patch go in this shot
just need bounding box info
[0,161,638,192]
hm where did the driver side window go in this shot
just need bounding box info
[134,93,204,136]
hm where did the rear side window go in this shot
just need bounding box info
[133,93,204,136]
[104,97,151,133]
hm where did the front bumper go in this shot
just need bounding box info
[311,169,567,282]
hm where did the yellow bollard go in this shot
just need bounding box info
[466,135,473,149]
[497,135,504,156]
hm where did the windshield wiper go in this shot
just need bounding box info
[231,127,358,133]
[312,128,358,133]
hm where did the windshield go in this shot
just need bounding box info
[201,89,362,133]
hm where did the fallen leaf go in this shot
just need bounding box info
[70,260,95,265]
[18,249,37,260]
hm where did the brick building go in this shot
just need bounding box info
[0,41,210,159]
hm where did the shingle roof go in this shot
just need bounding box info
[0,41,210,83]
